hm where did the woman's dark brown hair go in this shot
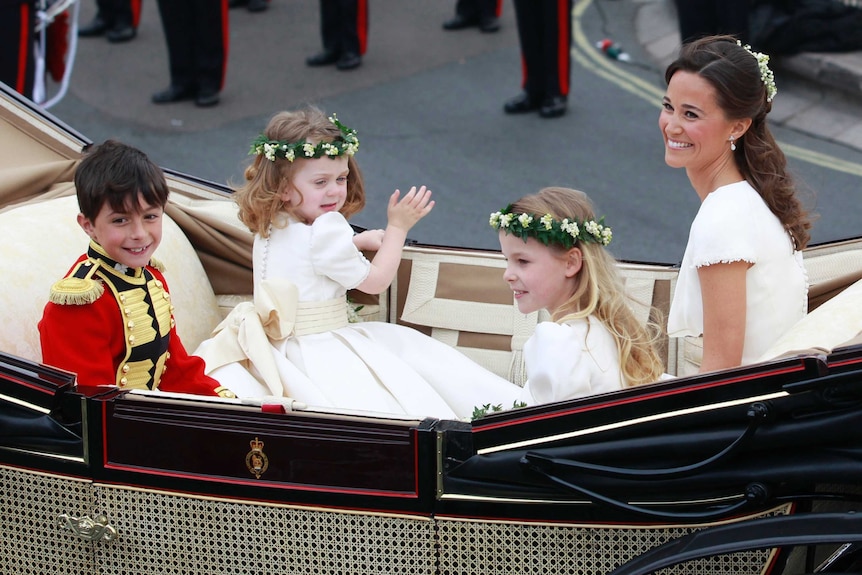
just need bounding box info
[665,35,812,248]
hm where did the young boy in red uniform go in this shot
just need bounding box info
[38,140,235,398]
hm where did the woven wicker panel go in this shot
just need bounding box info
[0,465,95,574]
[94,485,436,575]
[0,467,795,575]
[435,516,779,575]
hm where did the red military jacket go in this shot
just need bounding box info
[39,241,232,397]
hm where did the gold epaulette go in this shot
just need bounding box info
[49,260,104,305]
[150,257,166,272]
[49,276,105,305]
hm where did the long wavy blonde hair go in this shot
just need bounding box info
[508,187,665,387]
[233,106,366,237]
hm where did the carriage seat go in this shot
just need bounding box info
[757,275,862,361]
[0,194,683,387]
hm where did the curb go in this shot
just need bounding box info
[777,51,862,103]
[637,0,862,105]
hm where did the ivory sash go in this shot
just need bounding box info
[197,279,349,397]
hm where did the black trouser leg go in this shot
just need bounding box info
[0,0,35,98]
[513,0,571,100]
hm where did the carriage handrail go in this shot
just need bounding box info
[521,458,769,520]
[522,401,769,481]
[605,511,862,575]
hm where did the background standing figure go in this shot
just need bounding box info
[228,0,268,12]
[78,0,140,43]
[504,0,572,119]
[442,0,501,33]
[151,0,228,107]
[0,0,35,98]
[673,0,750,44]
[306,0,368,71]
[660,35,812,374]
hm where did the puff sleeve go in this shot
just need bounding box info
[309,212,371,290]
[519,317,624,405]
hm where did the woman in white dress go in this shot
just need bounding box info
[491,187,665,404]
[195,107,522,419]
[660,35,812,372]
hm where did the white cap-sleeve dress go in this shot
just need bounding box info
[668,181,808,365]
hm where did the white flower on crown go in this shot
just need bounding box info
[561,219,580,239]
[737,40,777,103]
[250,114,360,163]
[601,227,613,245]
[489,207,613,249]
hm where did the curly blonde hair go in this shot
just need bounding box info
[508,187,665,387]
[233,106,366,237]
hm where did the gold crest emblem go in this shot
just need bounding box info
[245,437,269,479]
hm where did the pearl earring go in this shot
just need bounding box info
[729,135,737,151]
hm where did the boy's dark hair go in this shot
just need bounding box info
[75,140,170,220]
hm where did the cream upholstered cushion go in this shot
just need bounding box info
[757,277,862,361]
[0,195,221,365]
[756,245,862,361]
[395,246,541,386]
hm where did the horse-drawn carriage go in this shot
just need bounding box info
[1,83,861,574]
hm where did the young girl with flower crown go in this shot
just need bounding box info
[491,187,665,404]
[195,106,523,419]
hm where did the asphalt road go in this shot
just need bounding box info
[46,0,862,264]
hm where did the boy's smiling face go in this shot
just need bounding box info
[77,194,164,269]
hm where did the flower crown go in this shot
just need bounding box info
[737,40,777,103]
[250,115,359,162]
[490,206,612,248]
